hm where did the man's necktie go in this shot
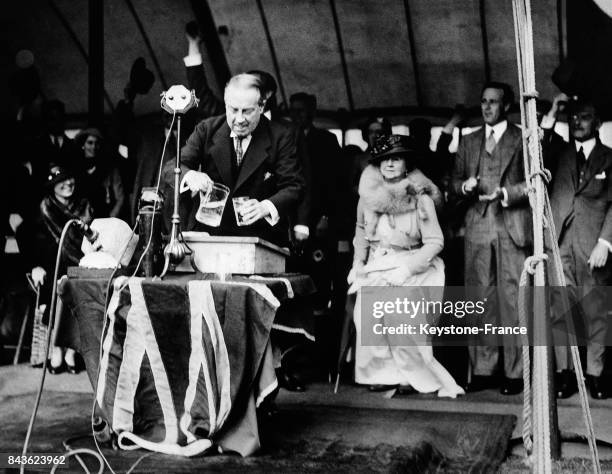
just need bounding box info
[577,146,586,178]
[234,137,244,167]
[485,129,496,154]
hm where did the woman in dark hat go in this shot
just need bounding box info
[28,166,93,373]
[73,127,125,219]
[347,135,464,397]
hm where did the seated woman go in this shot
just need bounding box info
[348,135,464,398]
[29,166,93,373]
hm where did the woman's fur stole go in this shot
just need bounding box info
[358,165,440,238]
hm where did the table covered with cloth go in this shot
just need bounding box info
[56,272,315,457]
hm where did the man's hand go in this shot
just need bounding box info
[588,241,609,271]
[293,228,309,242]
[478,187,504,202]
[238,199,270,225]
[542,92,570,125]
[463,176,479,194]
[31,267,46,287]
[551,93,570,115]
[184,170,212,193]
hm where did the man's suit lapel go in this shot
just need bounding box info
[577,142,607,194]
[469,128,486,177]
[496,124,521,175]
[208,122,234,186]
[235,119,271,191]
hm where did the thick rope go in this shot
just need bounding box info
[513,0,554,471]
[513,1,553,471]
[518,252,550,458]
[512,1,601,472]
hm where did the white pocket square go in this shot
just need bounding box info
[264,171,273,181]
[595,171,607,180]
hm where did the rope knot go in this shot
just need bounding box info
[528,168,552,185]
[521,90,539,100]
[523,254,548,275]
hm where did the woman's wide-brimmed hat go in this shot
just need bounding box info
[46,165,74,189]
[74,127,103,146]
[369,134,415,164]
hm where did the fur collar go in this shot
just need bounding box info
[358,165,436,214]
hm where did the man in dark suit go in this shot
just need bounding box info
[288,92,341,377]
[179,73,304,247]
[289,92,341,306]
[450,82,532,395]
[549,99,612,399]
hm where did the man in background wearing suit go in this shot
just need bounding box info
[450,82,532,395]
[548,99,611,399]
[179,73,304,247]
[290,92,341,311]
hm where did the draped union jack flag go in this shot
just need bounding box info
[95,277,279,456]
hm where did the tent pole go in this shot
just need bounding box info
[88,0,104,126]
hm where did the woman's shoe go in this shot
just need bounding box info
[47,360,65,375]
[66,363,79,374]
[368,384,398,392]
[64,349,79,374]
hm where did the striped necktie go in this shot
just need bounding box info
[485,129,496,154]
[234,137,244,167]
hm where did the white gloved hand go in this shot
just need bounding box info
[31,267,46,287]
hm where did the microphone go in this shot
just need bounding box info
[73,219,99,245]
[160,85,199,114]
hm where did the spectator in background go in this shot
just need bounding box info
[290,93,341,304]
[288,91,342,380]
[111,57,155,223]
[26,167,94,374]
[547,98,612,399]
[347,135,463,397]
[34,100,78,170]
[183,21,225,131]
[73,128,125,219]
[450,82,531,395]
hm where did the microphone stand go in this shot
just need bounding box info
[161,114,190,276]
[159,85,198,277]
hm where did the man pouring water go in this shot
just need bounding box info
[178,73,304,246]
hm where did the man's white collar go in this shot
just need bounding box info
[574,137,597,159]
[485,120,508,141]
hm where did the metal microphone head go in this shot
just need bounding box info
[160,85,199,114]
[74,219,99,244]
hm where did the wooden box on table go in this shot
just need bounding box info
[174,232,289,274]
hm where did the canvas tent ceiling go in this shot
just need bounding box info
[3,0,564,124]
